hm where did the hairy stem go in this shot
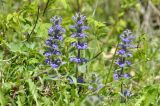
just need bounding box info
[76,40,80,78]
[120,58,125,103]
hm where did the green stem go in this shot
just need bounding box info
[120,67,125,103]
[120,57,126,103]
[105,41,119,84]
[76,41,80,78]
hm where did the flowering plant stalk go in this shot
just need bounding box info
[69,13,89,78]
[114,29,135,102]
[44,16,65,69]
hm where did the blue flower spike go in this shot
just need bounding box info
[44,16,65,68]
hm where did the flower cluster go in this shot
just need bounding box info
[44,16,65,68]
[69,13,89,64]
[113,29,135,80]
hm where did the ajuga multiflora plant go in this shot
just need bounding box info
[69,13,88,64]
[114,29,136,102]
[69,13,89,79]
[44,16,65,68]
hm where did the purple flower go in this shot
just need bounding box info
[121,38,131,43]
[50,59,61,68]
[113,73,119,80]
[127,52,132,57]
[71,42,87,50]
[114,29,135,98]
[80,58,88,63]
[116,58,125,67]
[44,16,65,68]
[54,25,62,30]
[77,20,83,25]
[70,57,81,63]
[117,50,126,55]
[72,16,77,21]
[48,27,54,35]
[126,61,131,66]
[123,90,131,97]
[52,49,61,55]
[118,44,126,50]
[114,29,135,80]
[77,42,87,50]
[77,76,84,83]
[71,42,77,46]
[44,52,52,57]
[69,13,89,64]
[120,30,135,45]
[52,43,58,49]
[70,57,88,63]
[50,62,59,68]
[115,29,135,67]
[45,40,52,46]
[71,33,77,37]
[54,34,63,41]
[123,73,130,78]
[79,33,87,38]
[45,59,50,64]
[81,26,89,30]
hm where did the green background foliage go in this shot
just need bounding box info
[0,0,160,105]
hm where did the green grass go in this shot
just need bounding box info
[0,0,160,106]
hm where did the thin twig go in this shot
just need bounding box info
[27,6,40,40]
[43,0,50,16]
[90,51,103,61]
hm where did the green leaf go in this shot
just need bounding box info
[78,64,87,73]
[36,22,51,38]
[7,14,13,21]
[8,42,23,52]
[64,37,77,44]
[29,58,39,64]
[27,79,40,106]
[0,90,8,106]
